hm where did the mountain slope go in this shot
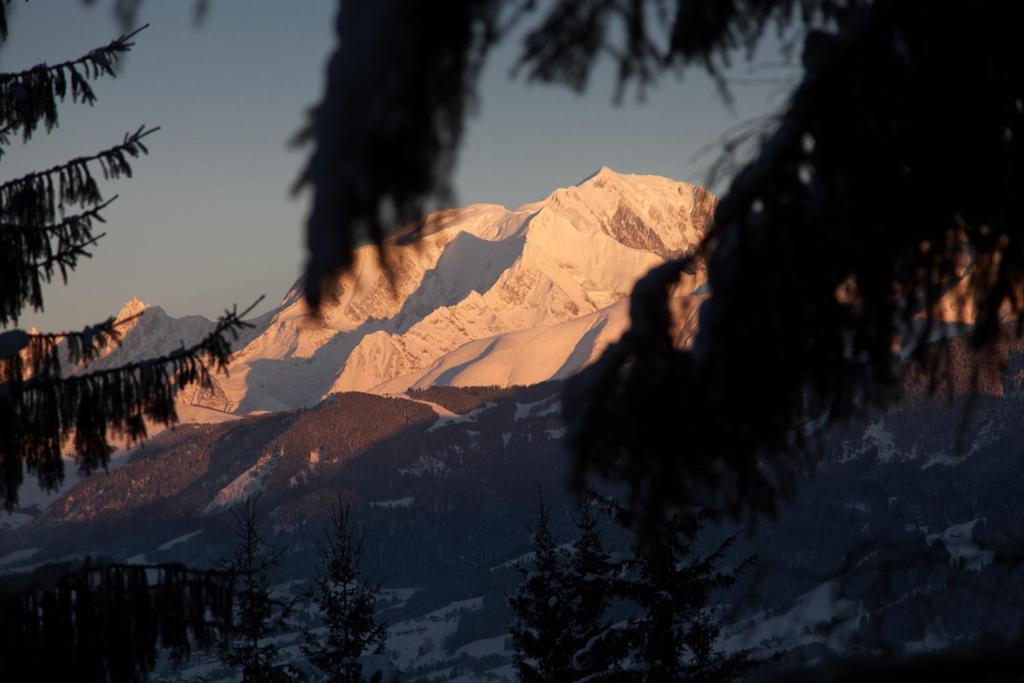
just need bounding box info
[5,379,1024,678]
[194,168,714,414]
[58,297,218,373]
[371,285,705,394]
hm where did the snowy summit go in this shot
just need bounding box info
[106,169,715,417]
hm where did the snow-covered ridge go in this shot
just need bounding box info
[114,168,715,417]
[63,297,219,374]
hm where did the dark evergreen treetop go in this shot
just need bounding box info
[508,495,577,682]
[590,505,753,681]
[301,501,387,683]
[217,499,303,682]
[511,495,753,682]
[565,499,611,650]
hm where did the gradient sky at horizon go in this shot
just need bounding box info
[3,0,794,332]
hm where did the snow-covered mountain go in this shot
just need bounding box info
[76,297,218,372]
[80,168,711,417]
[191,167,714,414]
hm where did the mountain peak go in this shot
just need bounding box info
[116,297,149,321]
[189,171,714,412]
[577,165,620,185]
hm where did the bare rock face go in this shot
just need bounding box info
[606,201,672,258]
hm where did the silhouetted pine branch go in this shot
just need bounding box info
[293,0,503,310]
[0,297,263,510]
[0,125,157,220]
[0,0,10,42]
[0,127,157,326]
[0,197,119,325]
[0,308,142,384]
[0,24,148,143]
[30,230,104,268]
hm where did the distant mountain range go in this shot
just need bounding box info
[88,167,713,416]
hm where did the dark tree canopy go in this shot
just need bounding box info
[293,0,504,310]
[564,0,1024,526]
[0,559,237,683]
[295,1,1024,531]
[508,496,578,681]
[510,495,752,681]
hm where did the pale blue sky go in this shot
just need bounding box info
[3,1,793,331]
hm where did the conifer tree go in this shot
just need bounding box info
[563,498,612,677]
[508,494,575,682]
[217,499,303,682]
[0,11,256,512]
[301,501,388,683]
[582,504,753,682]
[512,497,752,682]
[567,498,611,624]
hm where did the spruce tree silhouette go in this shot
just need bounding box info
[217,499,303,683]
[562,498,612,675]
[581,500,753,682]
[301,500,388,683]
[510,494,752,682]
[508,493,576,681]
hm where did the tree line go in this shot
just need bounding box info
[0,496,393,683]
